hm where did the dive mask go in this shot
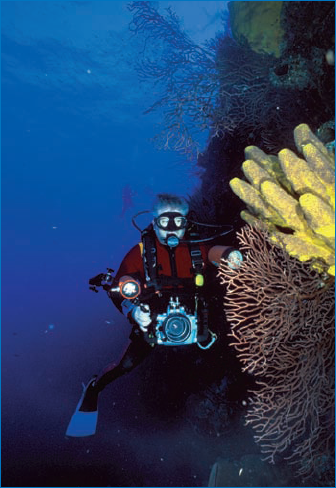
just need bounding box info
[154,212,188,232]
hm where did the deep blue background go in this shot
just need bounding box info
[2,2,253,487]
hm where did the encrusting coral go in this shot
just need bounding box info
[230,124,335,276]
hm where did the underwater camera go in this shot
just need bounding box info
[154,297,199,346]
[146,296,215,348]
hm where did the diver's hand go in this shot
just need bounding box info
[132,304,151,331]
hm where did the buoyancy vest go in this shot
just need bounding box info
[140,225,205,293]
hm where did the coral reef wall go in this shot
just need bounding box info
[194,0,334,227]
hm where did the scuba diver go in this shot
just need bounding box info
[66,193,243,437]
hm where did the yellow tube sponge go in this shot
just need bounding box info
[244,146,293,193]
[260,180,308,232]
[299,193,335,248]
[229,177,286,226]
[230,124,335,276]
[278,149,328,200]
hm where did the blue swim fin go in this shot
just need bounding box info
[66,377,98,437]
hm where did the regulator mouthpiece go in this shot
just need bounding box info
[167,235,180,247]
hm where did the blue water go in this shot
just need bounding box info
[2,2,248,487]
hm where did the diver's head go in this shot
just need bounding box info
[152,193,189,247]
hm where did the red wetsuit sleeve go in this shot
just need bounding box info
[114,244,144,282]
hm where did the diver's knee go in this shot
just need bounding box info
[119,356,136,372]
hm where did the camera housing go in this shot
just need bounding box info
[154,297,199,346]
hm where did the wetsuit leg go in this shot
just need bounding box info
[95,336,153,392]
[77,331,153,412]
